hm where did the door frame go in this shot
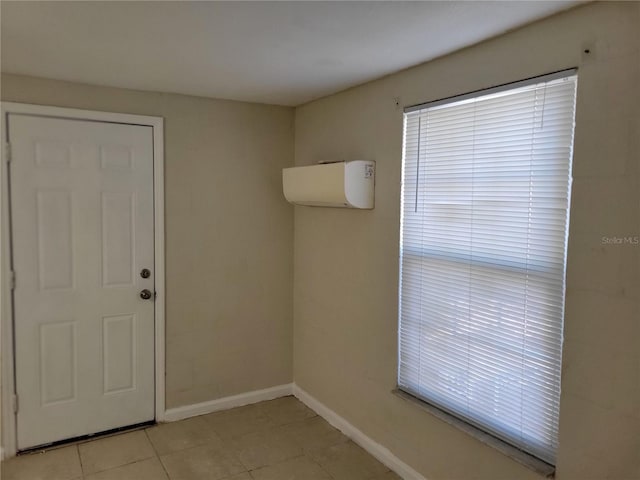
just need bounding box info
[1,102,166,458]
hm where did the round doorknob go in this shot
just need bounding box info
[140,289,152,300]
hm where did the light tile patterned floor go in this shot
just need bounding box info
[1,396,402,480]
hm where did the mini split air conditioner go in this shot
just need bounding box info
[282,160,375,209]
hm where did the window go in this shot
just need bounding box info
[398,71,577,464]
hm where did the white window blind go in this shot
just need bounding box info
[398,71,577,464]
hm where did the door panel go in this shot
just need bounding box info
[102,313,136,394]
[39,321,77,405]
[9,114,155,449]
[101,192,135,287]
[36,190,74,289]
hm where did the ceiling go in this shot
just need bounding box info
[1,1,580,106]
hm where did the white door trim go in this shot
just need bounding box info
[1,102,165,458]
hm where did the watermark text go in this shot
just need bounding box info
[601,235,639,245]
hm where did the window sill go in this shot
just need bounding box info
[392,389,555,478]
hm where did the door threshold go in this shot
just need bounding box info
[17,420,156,455]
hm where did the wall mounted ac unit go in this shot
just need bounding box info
[282,160,375,209]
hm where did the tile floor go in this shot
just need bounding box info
[2,396,402,480]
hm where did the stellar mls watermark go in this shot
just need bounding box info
[601,235,639,245]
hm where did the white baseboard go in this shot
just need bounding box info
[163,383,293,422]
[293,384,426,480]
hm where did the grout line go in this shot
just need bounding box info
[142,428,159,458]
[306,452,337,479]
[156,453,172,480]
[75,444,84,477]
[80,429,160,476]
[244,452,307,475]
[94,459,162,479]
[230,445,252,472]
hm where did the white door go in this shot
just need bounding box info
[8,114,155,450]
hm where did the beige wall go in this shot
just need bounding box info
[293,2,639,479]
[1,74,295,408]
